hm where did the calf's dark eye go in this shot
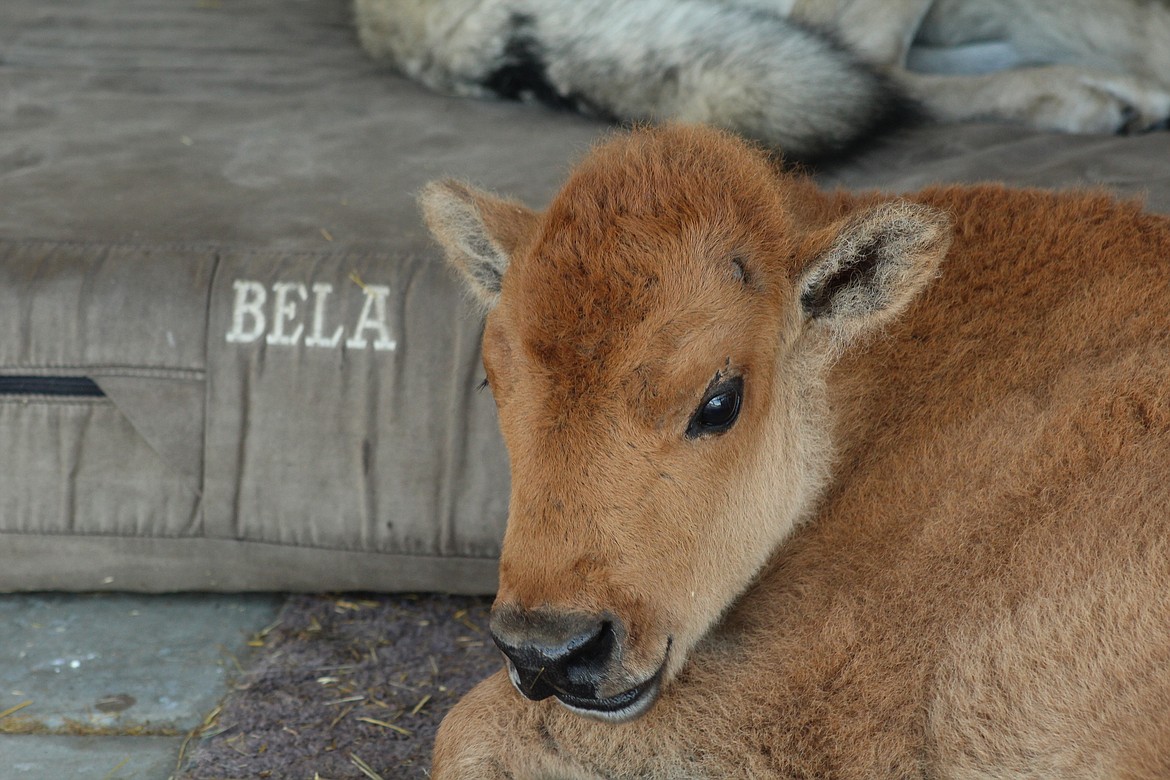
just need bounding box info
[686,376,743,438]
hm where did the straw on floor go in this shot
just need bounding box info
[177,593,498,779]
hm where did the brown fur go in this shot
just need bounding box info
[422,126,1170,779]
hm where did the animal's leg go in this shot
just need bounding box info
[787,0,940,67]
[431,673,579,780]
[430,670,717,779]
[709,0,939,69]
[899,66,1170,133]
[919,0,1170,85]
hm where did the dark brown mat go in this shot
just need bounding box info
[177,593,497,779]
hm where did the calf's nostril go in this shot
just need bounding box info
[548,620,613,690]
[490,613,618,701]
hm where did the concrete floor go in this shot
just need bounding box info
[0,593,283,779]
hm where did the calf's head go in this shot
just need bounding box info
[422,126,950,722]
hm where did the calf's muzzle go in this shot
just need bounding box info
[490,607,617,703]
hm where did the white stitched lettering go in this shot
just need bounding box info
[304,283,345,348]
[266,282,308,346]
[225,280,267,343]
[226,278,397,351]
[345,284,396,351]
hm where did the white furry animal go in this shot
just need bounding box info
[355,0,1170,160]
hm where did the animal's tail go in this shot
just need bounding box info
[355,0,916,162]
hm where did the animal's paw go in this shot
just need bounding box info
[1020,70,1170,135]
[908,66,1170,136]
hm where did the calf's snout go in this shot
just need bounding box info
[490,608,617,702]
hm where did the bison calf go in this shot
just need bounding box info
[421,125,1170,779]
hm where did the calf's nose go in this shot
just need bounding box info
[490,608,617,702]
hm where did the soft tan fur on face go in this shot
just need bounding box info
[427,127,1170,779]
[483,127,826,685]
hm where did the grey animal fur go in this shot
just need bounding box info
[355,0,1170,160]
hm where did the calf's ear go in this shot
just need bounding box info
[419,179,539,311]
[798,201,951,346]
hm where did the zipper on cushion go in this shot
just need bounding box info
[0,376,105,397]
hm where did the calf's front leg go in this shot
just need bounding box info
[432,669,719,780]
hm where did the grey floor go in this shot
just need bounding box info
[0,593,283,779]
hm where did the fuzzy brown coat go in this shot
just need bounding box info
[422,126,1170,779]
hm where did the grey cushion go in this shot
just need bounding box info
[0,0,603,593]
[0,0,1167,592]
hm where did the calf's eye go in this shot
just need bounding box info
[686,376,743,439]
